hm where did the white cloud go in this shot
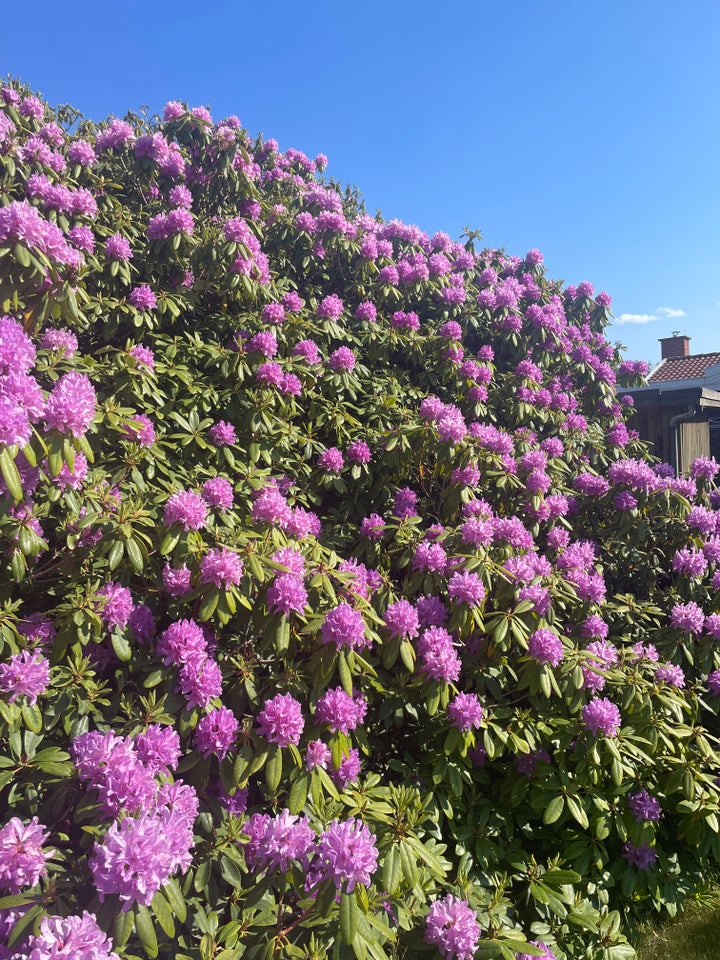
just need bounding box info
[615,313,658,325]
[656,307,687,318]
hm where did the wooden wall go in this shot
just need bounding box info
[628,404,711,470]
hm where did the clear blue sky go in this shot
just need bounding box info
[5,0,720,366]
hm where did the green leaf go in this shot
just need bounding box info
[382,845,401,894]
[566,795,589,828]
[125,538,144,573]
[398,841,418,885]
[567,911,599,932]
[471,942,504,959]
[264,746,282,793]
[113,909,135,949]
[162,878,187,923]
[135,904,158,957]
[32,747,70,764]
[14,242,31,267]
[21,703,43,733]
[543,795,565,825]
[198,588,219,621]
[220,854,245,887]
[288,773,309,814]
[400,640,415,672]
[159,531,180,555]
[0,895,34,910]
[543,868,582,885]
[107,540,124,571]
[0,448,22,502]
[340,890,359,945]
[338,650,353,695]
[143,669,165,688]
[151,890,176,938]
[111,631,132,662]
[275,616,290,653]
[7,903,43,946]
[405,836,448,878]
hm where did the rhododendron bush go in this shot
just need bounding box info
[2,79,720,960]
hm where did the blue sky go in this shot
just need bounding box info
[5,0,720,366]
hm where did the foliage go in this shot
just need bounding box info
[0,79,719,960]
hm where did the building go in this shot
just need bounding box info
[620,334,720,473]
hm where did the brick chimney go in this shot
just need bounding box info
[659,334,691,360]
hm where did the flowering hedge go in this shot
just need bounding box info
[1,79,719,960]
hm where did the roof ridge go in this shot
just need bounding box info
[662,351,720,361]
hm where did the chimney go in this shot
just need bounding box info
[659,334,691,360]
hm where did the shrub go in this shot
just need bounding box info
[0,78,718,960]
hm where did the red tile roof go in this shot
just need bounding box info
[648,352,720,383]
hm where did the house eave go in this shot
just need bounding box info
[617,384,720,408]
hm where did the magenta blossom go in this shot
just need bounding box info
[425,895,481,960]
[320,603,370,651]
[582,697,621,738]
[257,692,304,747]
[447,692,484,732]
[164,490,208,530]
[305,818,378,893]
[0,651,50,705]
[0,817,51,892]
[194,706,239,758]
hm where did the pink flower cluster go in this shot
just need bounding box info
[0,817,51,893]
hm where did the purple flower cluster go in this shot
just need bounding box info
[320,602,369,651]
[0,200,84,269]
[202,476,234,509]
[318,446,344,472]
[0,817,50,892]
[156,619,222,709]
[20,912,120,960]
[267,573,308,616]
[200,547,243,588]
[210,420,237,445]
[581,640,618,693]
[0,650,50,705]
[128,284,157,311]
[655,662,685,688]
[425,895,481,960]
[44,372,96,436]
[447,692,484,731]
[417,627,461,682]
[105,233,133,260]
[72,729,162,818]
[328,346,356,372]
[90,794,196,908]
[448,571,486,606]
[94,581,133,633]
[528,628,564,667]
[384,598,420,639]
[628,789,661,822]
[670,601,705,634]
[315,687,367,733]
[194,706,239,758]
[582,697,621,738]
[622,841,657,869]
[244,809,315,872]
[40,326,77,356]
[164,489,208,530]
[305,818,378,892]
[257,692,304,746]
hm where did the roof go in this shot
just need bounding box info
[648,352,720,383]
